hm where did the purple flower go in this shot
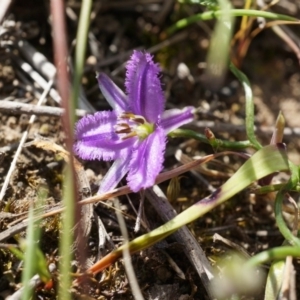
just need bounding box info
[74,51,194,193]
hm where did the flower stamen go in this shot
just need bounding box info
[115,113,154,140]
[132,116,145,124]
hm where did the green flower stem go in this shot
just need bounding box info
[274,189,300,247]
[167,9,299,35]
[229,63,262,150]
[254,183,285,194]
[245,246,300,269]
[255,183,300,194]
[169,128,255,150]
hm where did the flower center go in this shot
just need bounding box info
[115,112,154,140]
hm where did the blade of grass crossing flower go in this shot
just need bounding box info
[85,144,290,276]
[21,185,49,300]
[58,1,92,299]
[229,62,262,150]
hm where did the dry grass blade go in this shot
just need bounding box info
[175,149,230,178]
[0,151,219,243]
[0,100,89,117]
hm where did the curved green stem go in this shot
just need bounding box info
[169,128,255,150]
[230,63,262,150]
[255,183,300,194]
[275,189,300,247]
[245,246,300,268]
[169,128,207,143]
[167,9,299,35]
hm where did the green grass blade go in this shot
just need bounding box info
[59,168,75,300]
[116,145,289,255]
[275,190,300,247]
[230,63,262,150]
[167,9,299,35]
[21,185,49,300]
[264,260,285,300]
[245,246,300,268]
[205,0,234,89]
[71,0,93,116]
[20,205,36,300]
[169,128,255,150]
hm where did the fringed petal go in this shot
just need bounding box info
[161,106,195,133]
[125,50,164,123]
[74,111,136,161]
[127,127,166,192]
[97,73,128,112]
[98,157,130,194]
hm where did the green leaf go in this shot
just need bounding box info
[21,185,50,300]
[264,260,285,300]
[205,0,234,90]
[230,62,262,150]
[86,145,291,277]
[178,0,219,10]
[116,145,289,255]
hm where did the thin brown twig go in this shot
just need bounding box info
[0,152,219,242]
[0,99,89,117]
[50,0,89,278]
[50,0,77,213]
[31,151,240,219]
[0,149,260,243]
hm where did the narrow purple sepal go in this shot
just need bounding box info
[98,157,130,194]
[127,127,166,192]
[74,111,136,161]
[97,73,128,112]
[161,106,195,133]
[125,50,164,123]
